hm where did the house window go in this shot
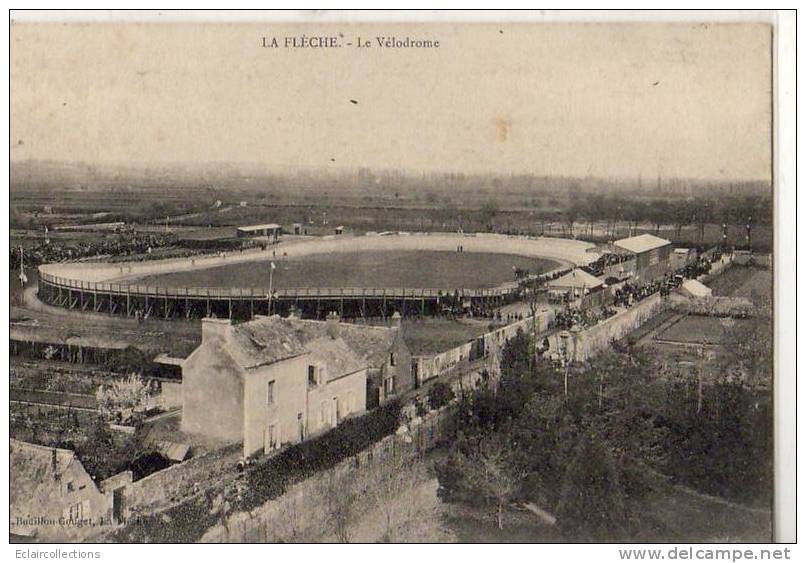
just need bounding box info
[384,376,395,395]
[68,502,83,521]
[390,352,396,367]
[308,365,317,386]
[267,381,275,405]
[66,481,75,492]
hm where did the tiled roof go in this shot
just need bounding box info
[306,337,367,380]
[285,318,397,368]
[614,234,671,254]
[223,316,381,375]
[10,440,75,499]
[227,317,309,369]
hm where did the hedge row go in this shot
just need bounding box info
[111,400,402,542]
[239,399,402,511]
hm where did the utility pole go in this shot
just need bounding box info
[559,331,571,400]
[697,338,705,415]
[746,216,753,252]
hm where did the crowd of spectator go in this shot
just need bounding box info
[552,304,619,331]
[10,233,180,269]
[581,252,634,278]
[9,231,270,271]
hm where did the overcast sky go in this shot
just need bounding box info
[11,22,771,181]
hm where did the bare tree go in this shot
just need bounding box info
[321,470,360,543]
[367,451,425,542]
[461,437,524,530]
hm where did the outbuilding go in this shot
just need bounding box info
[235,223,282,243]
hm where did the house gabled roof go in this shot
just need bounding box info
[226,318,309,369]
[285,318,399,369]
[10,440,76,498]
[198,315,397,373]
[547,268,604,290]
[614,233,671,254]
[306,337,368,380]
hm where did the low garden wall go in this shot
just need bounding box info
[199,406,454,543]
[567,294,665,362]
[121,443,242,518]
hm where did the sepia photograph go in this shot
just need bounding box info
[7,9,793,548]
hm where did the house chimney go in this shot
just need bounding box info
[390,311,402,328]
[326,311,340,339]
[202,317,232,343]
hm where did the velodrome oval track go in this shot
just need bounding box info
[37,233,599,320]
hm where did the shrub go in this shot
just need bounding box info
[238,400,402,512]
[96,374,152,425]
[427,382,455,411]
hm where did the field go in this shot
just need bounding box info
[657,316,752,346]
[399,318,493,356]
[708,265,772,300]
[134,250,560,290]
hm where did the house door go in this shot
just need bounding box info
[264,424,276,453]
[112,487,125,523]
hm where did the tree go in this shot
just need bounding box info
[427,381,456,410]
[672,201,694,240]
[96,374,152,425]
[500,328,532,382]
[479,199,500,230]
[510,393,571,507]
[726,316,772,387]
[565,199,582,238]
[321,471,360,543]
[367,452,426,542]
[460,436,524,529]
[556,431,627,542]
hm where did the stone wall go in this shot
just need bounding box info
[199,406,454,543]
[568,294,665,362]
[121,444,242,518]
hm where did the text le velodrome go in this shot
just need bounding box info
[261,35,440,49]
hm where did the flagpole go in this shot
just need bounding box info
[268,259,274,315]
[19,245,26,287]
